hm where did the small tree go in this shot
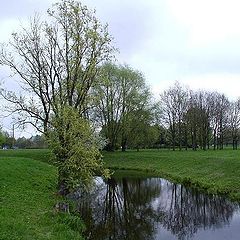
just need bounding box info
[49,106,109,195]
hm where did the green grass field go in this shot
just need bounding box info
[2,148,240,239]
[103,149,240,201]
[0,150,84,240]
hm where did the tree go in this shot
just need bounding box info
[92,63,152,151]
[126,109,158,150]
[92,63,123,151]
[49,106,109,194]
[186,90,213,150]
[160,82,189,151]
[117,65,153,151]
[15,136,31,149]
[227,99,240,150]
[0,0,114,194]
[0,127,6,148]
[210,93,229,150]
[15,134,48,149]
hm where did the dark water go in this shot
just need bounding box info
[74,175,240,240]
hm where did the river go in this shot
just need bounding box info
[72,173,240,240]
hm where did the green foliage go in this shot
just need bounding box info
[0,0,114,194]
[0,129,6,148]
[126,111,158,149]
[15,135,48,149]
[93,63,154,151]
[56,213,86,234]
[0,156,84,239]
[48,106,110,191]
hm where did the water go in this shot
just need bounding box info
[73,175,240,240]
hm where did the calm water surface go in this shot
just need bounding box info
[73,175,240,240]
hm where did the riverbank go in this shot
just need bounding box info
[0,149,240,240]
[103,149,240,201]
[0,152,84,240]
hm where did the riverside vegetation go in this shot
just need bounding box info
[104,149,240,201]
[1,148,240,239]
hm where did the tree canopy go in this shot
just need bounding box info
[0,0,114,194]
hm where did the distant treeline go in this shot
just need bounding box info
[0,131,47,149]
[1,63,239,152]
[90,64,240,151]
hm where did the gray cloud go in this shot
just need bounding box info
[1,0,240,94]
[82,0,166,60]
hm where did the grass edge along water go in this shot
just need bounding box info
[0,152,85,240]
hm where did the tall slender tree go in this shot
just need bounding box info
[160,82,189,151]
[228,99,240,150]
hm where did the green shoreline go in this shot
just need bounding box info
[103,149,240,201]
[0,153,84,240]
[2,148,240,239]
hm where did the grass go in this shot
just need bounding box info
[0,148,52,164]
[103,149,240,201]
[0,150,84,240]
[2,147,240,239]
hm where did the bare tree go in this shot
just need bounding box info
[210,93,229,150]
[186,91,213,150]
[160,82,189,151]
[227,99,240,150]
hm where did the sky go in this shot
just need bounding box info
[1,0,240,136]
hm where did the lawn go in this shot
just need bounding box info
[103,149,240,201]
[2,147,240,239]
[0,150,84,240]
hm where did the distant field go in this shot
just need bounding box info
[0,150,84,240]
[0,148,52,163]
[103,149,240,201]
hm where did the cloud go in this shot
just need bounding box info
[82,0,166,60]
[2,0,240,136]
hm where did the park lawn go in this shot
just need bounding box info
[103,149,240,201]
[0,151,84,240]
[0,148,52,164]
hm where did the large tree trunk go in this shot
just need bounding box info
[178,120,182,151]
[57,168,70,196]
[184,126,188,151]
[121,138,127,152]
[171,123,176,151]
[192,125,197,151]
[105,143,115,151]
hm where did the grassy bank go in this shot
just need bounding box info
[0,148,52,164]
[103,149,240,201]
[0,150,84,240]
[2,148,240,221]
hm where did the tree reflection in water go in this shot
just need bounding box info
[157,180,239,239]
[75,177,240,240]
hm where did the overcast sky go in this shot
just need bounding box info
[1,0,240,136]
